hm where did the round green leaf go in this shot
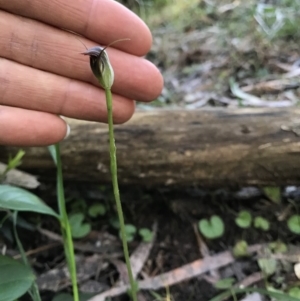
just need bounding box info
[254,216,270,231]
[235,210,252,228]
[233,240,249,257]
[289,287,300,298]
[138,228,153,242]
[69,213,91,238]
[215,277,235,289]
[109,217,120,229]
[125,224,137,234]
[258,258,277,276]
[287,215,300,234]
[119,224,137,242]
[268,241,287,254]
[198,215,224,239]
[0,184,59,218]
[0,255,35,301]
[88,203,106,217]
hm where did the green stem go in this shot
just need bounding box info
[13,212,41,301]
[105,88,138,301]
[55,143,79,301]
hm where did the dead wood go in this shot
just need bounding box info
[1,108,300,187]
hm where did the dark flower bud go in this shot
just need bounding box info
[82,46,114,90]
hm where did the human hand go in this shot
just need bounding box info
[0,0,163,146]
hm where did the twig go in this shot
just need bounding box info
[88,244,263,301]
[13,242,60,259]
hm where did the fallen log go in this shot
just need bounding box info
[1,108,300,187]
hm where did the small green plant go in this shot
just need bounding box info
[263,186,281,204]
[254,216,270,231]
[233,240,249,257]
[215,277,237,301]
[0,150,25,182]
[287,215,300,234]
[0,182,65,301]
[198,215,224,239]
[0,185,59,217]
[235,210,252,229]
[69,198,87,213]
[0,254,35,301]
[258,257,277,276]
[120,224,137,242]
[83,40,139,301]
[88,203,106,217]
[109,216,120,229]
[268,241,287,253]
[288,287,300,299]
[69,212,91,239]
[6,149,25,171]
[138,228,153,242]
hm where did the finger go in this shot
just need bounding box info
[0,58,135,123]
[0,11,163,102]
[0,0,151,56]
[0,106,68,146]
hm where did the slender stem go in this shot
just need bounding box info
[55,143,79,301]
[105,88,138,301]
[13,212,41,301]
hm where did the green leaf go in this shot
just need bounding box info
[88,203,106,217]
[263,186,281,204]
[215,277,235,289]
[70,198,87,212]
[235,210,252,228]
[254,216,270,231]
[288,287,300,299]
[120,224,137,242]
[47,145,57,165]
[109,216,120,229]
[0,255,35,301]
[233,240,249,257]
[258,258,277,276]
[7,150,25,170]
[268,241,287,253]
[125,224,136,234]
[69,213,91,239]
[0,184,59,218]
[12,212,42,301]
[198,215,224,239]
[287,215,300,234]
[138,228,153,242]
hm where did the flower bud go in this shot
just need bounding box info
[82,46,114,90]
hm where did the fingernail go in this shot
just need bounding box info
[59,115,71,140]
[64,123,71,140]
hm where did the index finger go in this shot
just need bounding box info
[0,0,152,56]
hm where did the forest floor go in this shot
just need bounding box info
[2,1,300,301]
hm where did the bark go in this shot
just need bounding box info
[1,108,300,187]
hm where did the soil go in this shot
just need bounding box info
[2,184,300,301]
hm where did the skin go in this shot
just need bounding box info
[0,0,163,146]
